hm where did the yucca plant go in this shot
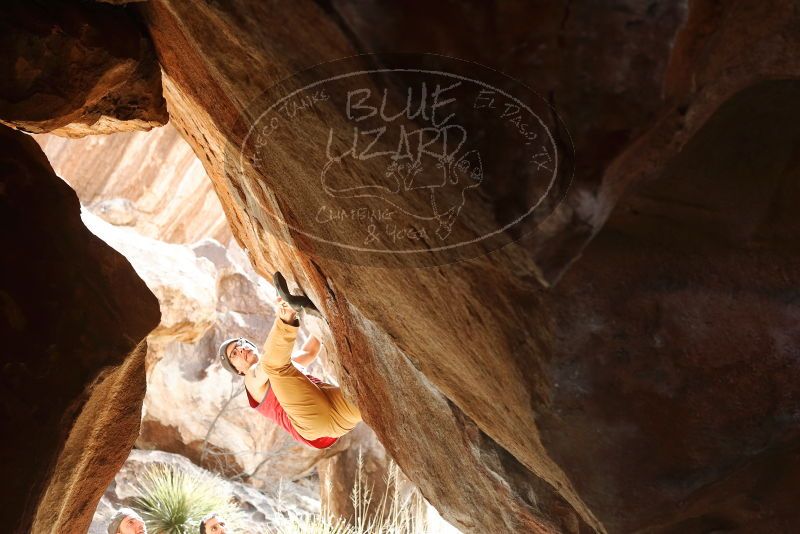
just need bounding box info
[131,463,244,534]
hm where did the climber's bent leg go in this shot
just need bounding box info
[319,382,362,436]
[261,318,360,439]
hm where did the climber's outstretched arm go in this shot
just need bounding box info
[292,335,321,367]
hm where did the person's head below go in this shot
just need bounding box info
[218,337,259,376]
[199,512,229,534]
[107,508,146,534]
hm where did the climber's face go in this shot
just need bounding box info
[117,514,146,534]
[203,516,228,534]
[227,338,259,375]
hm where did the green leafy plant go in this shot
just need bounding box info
[131,463,244,534]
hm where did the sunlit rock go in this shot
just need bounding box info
[34,123,230,245]
[82,211,217,344]
[114,234,332,487]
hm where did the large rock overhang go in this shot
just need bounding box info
[133,1,800,532]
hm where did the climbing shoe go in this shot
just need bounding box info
[273,271,322,319]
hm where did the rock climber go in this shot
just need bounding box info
[107,508,146,534]
[199,512,229,534]
[217,273,361,449]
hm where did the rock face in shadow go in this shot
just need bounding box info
[0,0,167,137]
[541,79,800,533]
[327,0,688,283]
[34,124,231,244]
[0,125,160,533]
[138,1,800,532]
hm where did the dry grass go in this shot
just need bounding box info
[269,451,430,534]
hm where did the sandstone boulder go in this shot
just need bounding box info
[82,211,218,344]
[0,0,167,137]
[91,198,139,226]
[138,1,800,532]
[0,125,160,533]
[34,123,231,244]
